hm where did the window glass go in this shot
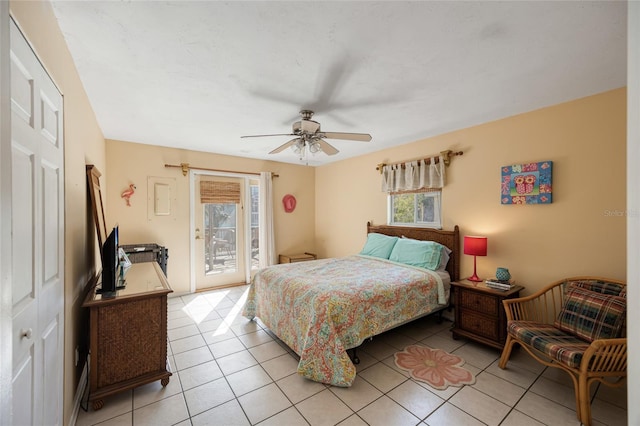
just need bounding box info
[389,191,441,228]
[250,183,260,270]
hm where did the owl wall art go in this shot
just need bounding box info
[501,161,553,205]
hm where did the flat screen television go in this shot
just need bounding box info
[99,225,124,294]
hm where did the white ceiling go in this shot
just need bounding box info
[50,1,627,166]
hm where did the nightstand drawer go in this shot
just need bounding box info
[458,311,500,340]
[450,280,524,349]
[458,289,499,316]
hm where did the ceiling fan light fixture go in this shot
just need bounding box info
[308,140,322,154]
[291,139,305,155]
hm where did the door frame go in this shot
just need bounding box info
[189,170,255,292]
[0,1,12,423]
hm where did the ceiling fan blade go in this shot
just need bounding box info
[269,138,300,154]
[321,131,372,142]
[317,139,339,156]
[241,133,295,138]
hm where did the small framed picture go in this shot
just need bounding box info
[501,161,552,205]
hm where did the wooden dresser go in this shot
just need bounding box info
[450,279,524,350]
[82,262,173,410]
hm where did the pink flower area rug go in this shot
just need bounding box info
[393,345,476,390]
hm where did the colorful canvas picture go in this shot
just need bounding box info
[501,161,552,204]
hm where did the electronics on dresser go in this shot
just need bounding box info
[98,225,127,294]
[119,247,132,275]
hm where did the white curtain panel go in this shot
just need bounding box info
[404,160,420,190]
[393,164,405,190]
[259,172,276,267]
[381,165,393,192]
[381,156,445,192]
[423,155,445,189]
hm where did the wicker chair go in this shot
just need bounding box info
[498,276,627,426]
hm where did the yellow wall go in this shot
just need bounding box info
[316,89,627,294]
[105,139,316,294]
[9,1,106,424]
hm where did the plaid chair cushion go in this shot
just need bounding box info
[507,321,590,368]
[555,285,626,342]
[566,279,626,297]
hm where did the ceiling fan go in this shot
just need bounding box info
[241,110,372,157]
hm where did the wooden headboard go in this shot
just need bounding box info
[367,222,460,282]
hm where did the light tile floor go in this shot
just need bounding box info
[76,285,627,426]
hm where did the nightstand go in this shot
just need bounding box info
[278,252,317,264]
[450,279,524,350]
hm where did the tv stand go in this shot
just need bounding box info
[82,262,173,410]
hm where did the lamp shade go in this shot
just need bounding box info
[464,236,487,256]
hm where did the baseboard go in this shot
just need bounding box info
[69,361,88,426]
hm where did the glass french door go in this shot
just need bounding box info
[193,173,260,290]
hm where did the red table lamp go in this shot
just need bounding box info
[464,236,487,282]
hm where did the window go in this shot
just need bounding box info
[388,190,441,228]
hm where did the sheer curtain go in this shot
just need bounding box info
[259,172,276,267]
[381,155,445,192]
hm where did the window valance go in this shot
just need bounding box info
[381,156,445,192]
[378,150,463,193]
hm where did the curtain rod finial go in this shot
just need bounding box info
[440,150,463,167]
[440,150,452,167]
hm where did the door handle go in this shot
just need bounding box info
[20,328,33,339]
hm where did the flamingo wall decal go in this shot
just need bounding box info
[121,184,136,207]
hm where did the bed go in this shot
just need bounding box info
[242,222,460,386]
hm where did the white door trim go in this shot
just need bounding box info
[627,3,640,424]
[0,1,13,423]
[189,170,256,292]
[189,169,196,293]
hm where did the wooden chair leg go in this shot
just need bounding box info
[559,370,585,425]
[578,374,592,426]
[498,336,516,369]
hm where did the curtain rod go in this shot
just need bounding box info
[375,149,463,174]
[164,163,279,178]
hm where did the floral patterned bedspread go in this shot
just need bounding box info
[242,255,446,386]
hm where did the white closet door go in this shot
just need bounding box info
[10,19,64,426]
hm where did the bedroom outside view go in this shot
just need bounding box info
[390,191,442,228]
[203,183,261,276]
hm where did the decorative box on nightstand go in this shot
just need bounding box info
[450,279,524,350]
[279,252,317,264]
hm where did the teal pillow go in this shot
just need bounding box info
[360,233,399,259]
[389,238,442,270]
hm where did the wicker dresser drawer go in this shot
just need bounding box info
[458,310,499,341]
[459,290,499,316]
[450,280,524,350]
